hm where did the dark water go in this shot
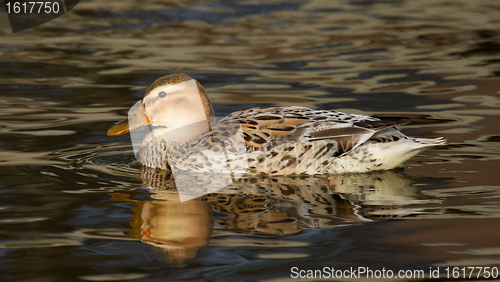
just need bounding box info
[1,0,500,281]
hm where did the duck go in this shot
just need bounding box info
[107,73,445,175]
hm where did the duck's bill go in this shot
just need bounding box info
[107,105,152,136]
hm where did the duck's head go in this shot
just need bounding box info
[107,73,214,141]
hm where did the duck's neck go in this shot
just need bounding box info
[158,119,211,143]
[138,119,213,169]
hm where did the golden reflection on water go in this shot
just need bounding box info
[111,168,443,264]
[129,196,212,265]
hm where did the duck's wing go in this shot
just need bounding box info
[219,106,409,156]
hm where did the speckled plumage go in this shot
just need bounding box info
[110,74,446,175]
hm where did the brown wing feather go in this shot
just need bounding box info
[353,117,409,130]
[223,107,409,153]
[240,114,311,148]
[307,118,409,155]
[309,127,373,141]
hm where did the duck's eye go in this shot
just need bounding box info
[158,91,167,98]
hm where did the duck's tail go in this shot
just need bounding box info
[410,136,447,147]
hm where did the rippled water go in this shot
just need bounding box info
[1,0,500,281]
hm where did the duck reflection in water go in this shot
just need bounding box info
[111,168,442,265]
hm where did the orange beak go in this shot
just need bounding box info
[107,104,153,136]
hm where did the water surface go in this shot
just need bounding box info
[1,0,500,281]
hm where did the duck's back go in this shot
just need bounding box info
[202,106,441,174]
